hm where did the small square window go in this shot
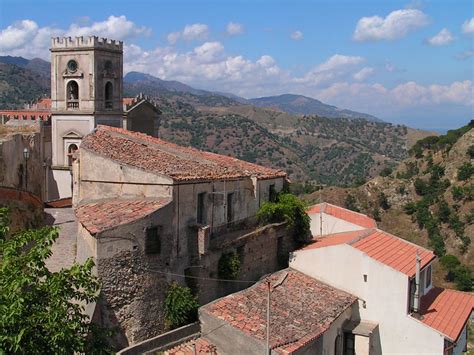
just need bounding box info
[363,274,368,282]
[145,226,161,254]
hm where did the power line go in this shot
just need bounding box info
[142,267,260,284]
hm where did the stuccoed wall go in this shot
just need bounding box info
[0,131,43,198]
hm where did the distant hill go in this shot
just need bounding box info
[249,94,381,122]
[0,56,436,186]
[304,121,473,289]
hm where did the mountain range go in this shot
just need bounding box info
[0,56,436,186]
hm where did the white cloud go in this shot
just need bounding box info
[353,9,429,41]
[226,22,244,35]
[290,30,303,40]
[167,23,209,43]
[456,48,474,60]
[462,18,474,34]
[426,28,454,46]
[67,15,151,39]
[353,67,374,81]
[0,16,150,59]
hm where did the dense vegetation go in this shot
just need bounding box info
[257,192,311,245]
[0,208,112,353]
[163,282,199,330]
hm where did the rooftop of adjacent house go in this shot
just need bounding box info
[306,202,377,229]
[419,287,474,342]
[300,229,435,277]
[200,269,356,353]
[75,197,171,235]
[80,125,286,182]
[164,337,218,355]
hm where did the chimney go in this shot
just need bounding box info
[413,251,421,315]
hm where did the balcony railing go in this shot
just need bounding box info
[67,100,79,109]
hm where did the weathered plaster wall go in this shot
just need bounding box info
[124,103,160,137]
[0,131,43,198]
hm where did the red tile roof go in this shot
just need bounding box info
[419,287,474,341]
[165,337,218,355]
[80,125,286,182]
[306,203,377,229]
[201,269,356,352]
[300,229,435,277]
[75,198,171,235]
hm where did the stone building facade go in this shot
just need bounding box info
[73,125,295,348]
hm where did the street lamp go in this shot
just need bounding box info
[23,147,30,191]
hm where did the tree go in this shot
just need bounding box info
[257,193,311,244]
[378,192,390,210]
[457,162,474,181]
[0,208,111,354]
[164,282,199,330]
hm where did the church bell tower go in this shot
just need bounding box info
[49,36,123,199]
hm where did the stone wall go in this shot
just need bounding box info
[187,222,294,305]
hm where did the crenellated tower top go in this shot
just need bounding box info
[51,36,123,52]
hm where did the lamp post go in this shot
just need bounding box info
[23,147,30,191]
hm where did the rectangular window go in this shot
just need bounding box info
[227,192,234,223]
[269,184,277,202]
[197,192,205,224]
[343,333,355,355]
[425,264,432,289]
[145,226,161,254]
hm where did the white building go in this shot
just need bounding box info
[290,205,474,355]
[307,202,377,237]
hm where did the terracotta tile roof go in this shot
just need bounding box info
[201,269,356,352]
[306,203,377,229]
[165,337,218,355]
[75,198,171,235]
[300,229,435,277]
[80,125,286,182]
[419,287,474,341]
[122,97,134,106]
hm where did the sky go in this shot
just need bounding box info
[0,0,473,130]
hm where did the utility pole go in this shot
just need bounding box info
[266,280,271,355]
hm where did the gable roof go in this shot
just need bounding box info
[80,125,286,182]
[306,203,377,229]
[76,198,171,235]
[201,269,356,353]
[419,287,474,342]
[300,229,435,277]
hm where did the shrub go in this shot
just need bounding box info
[372,207,381,222]
[345,193,360,212]
[428,233,445,257]
[257,193,310,244]
[458,162,474,181]
[164,282,199,329]
[449,215,465,237]
[218,252,241,280]
[459,235,471,254]
[403,202,417,215]
[454,266,472,291]
[468,144,474,159]
[437,200,451,223]
[452,186,465,201]
[379,192,390,210]
[380,167,392,177]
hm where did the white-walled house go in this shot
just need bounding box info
[290,225,474,355]
[306,203,377,237]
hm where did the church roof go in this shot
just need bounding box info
[80,125,286,182]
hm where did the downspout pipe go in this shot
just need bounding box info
[413,251,421,314]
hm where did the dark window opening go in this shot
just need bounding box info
[67,81,79,109]
[269,184,277,202]
[105,82,113,109]
[145,226,161,254]
[277,236,287,268]
[227,193,234,223]
[343,333,355,355]
[67,144,78,167]
[197,192,205,224]
[425,265,432,289]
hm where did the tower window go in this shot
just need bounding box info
[227,192,234,223]
[105,82,113,109]
[67,144,78,167]
[197,192,205,224]
[66,81,79,109]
